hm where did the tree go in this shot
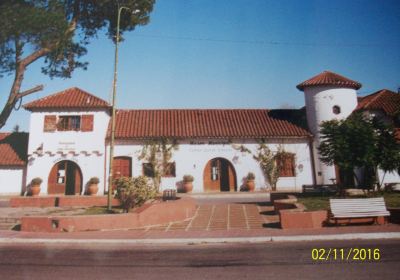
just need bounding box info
[233,143,290,191]
[318,113,400,190]
[0,0,155,129]
[138,138,178,192]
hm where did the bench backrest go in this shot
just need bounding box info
[329,197,390,218]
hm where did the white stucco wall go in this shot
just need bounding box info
[26,109,110,194]
[107,138,313,193]
[377,169,400,186]
[26,153,106,195]
[0,168,25,195]
[303,86,358,184]
[28,110,110,155]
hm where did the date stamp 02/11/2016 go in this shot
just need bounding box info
[311,248,381,261]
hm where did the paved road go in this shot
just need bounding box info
[1,239,399,279]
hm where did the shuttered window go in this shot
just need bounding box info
[142,163,155,178]
[43,114,94,132]
[57,116,81,131]
[277,153,295,177]
[163,162,176,177]
[81,115,94,132]
[43,115,57,132]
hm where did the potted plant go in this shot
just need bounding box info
[30,177,42,196]
[246,172,256,192]
[183,175,194,193]
[87,177,100,196]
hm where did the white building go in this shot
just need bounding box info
[0,71,399,195]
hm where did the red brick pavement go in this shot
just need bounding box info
[143,203,280,233]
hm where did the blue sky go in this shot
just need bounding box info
[0,0,399,132]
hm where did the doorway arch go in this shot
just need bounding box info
[203,158,237,192]
[48,160,83,195]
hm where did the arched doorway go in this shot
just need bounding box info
[48,160,83,195]
[203,158,237,192]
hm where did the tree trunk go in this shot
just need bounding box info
[0,65,25,129]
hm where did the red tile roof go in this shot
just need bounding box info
[297,71,362,91]
[356,89,400,116]
[24,87,110,111]
[109,109,311,140]
[0,133,28,166]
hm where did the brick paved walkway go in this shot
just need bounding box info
[144,203,280,232]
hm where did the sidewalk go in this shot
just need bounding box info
[1,193,400,244]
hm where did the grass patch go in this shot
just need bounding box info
[80,207,124,215]
[297,196,331,211]
[383,192,400,208]
[296,192,400,211]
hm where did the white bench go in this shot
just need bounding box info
[329,197,390,225]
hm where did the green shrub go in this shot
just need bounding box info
[31,177,42,185]
[114,176,157,213]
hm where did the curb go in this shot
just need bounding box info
[1,232,399,245]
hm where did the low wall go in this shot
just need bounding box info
[20,197,196,232]
[10,197,57,208]
[10,196,120,208]
[58,196,120,207]
[279,210,328,229]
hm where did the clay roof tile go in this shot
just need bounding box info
[297,71,362,91]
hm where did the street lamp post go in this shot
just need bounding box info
[107,6,134,211]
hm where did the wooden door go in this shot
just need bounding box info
[203,158,237,192]
[113,157,132,179]
[48,161,66,194]
[48,161,82,195]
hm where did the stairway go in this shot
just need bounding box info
[0,217,19,230]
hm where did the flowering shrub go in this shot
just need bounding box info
[114,176,157,213]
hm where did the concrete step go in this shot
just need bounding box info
[0,200,10,207]
[0,217,20,230]
[0,223,17,230]
[0,217,19,224]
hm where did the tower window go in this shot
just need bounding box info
[332,105,341,115]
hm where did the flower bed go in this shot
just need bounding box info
[20,197,196,232]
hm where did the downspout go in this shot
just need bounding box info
[308,136,317,185]
[104,140,108,195]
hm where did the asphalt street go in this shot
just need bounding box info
[1,239,399,279]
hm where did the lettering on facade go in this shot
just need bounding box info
[58,141,76,151]
[208,141,230,145]
[190,141,205,145]
[188,148,232,153]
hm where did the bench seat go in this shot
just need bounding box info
[329,197,390,225]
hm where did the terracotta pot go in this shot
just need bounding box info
[88,184,99,196]
[246,180,255,192]
[30,184,41,196]
[183,182,193,193]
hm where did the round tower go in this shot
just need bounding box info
[297,71,362,185]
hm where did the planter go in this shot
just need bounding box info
[183,182,193,193]
[30,184,41,196]
[87,184,99,196]
[279,209,328,229]
[246,180,255,192]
